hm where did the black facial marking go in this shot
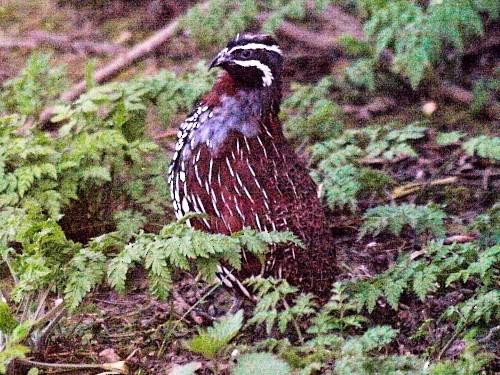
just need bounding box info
[215,33,284,88]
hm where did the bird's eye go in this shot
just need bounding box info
[240,49,253,58]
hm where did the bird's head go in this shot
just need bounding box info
[209,33,284,88]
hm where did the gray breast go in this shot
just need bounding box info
[191,91,263,153]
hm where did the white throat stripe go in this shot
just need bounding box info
[232,59,274,87]
[228,43,282,55]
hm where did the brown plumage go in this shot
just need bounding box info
[168,33,336,294]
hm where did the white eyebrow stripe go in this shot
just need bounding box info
[231,59,274,87]
[228,43,282,55]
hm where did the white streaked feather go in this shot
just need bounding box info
[228,43,282,56]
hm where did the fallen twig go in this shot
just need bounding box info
[444,235,476,245]
[15,358,127,373]
[436,331,460,361]
[277,20,344,53]
[0,31,125,56]
[391,177,458,199]
[360,155,410,165]
[433,82,473,105]
[478,325,500,344]
[153,128,179,140]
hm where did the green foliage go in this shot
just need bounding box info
[0,53,67,116]
[345,58,378,91]
[359,203,446,239]
[289,325,424,374]
[469,204,499,246]
[3,217,80,302]
[282,77,344,140]
[428,331,494,374]
[311,123,425,210]
[0,302,18,335]
[0,81,172,225]
[186,310,243,359]
[246,277,316,337]
[0,304,30,374]
[435,131,463,146]
[470,79,490,116]
[462,135,500,160]
[346,239,499,322]
[155,62,218,125]
[108,224,297,300]
[0,303,52,374]
[231,352,291,375]
[64,247,108,310]
[308,282,368,334]
[442,288,499,331]
[0,344,30,374]
[181,0,258,49]
[333,326,419,375]
[356,0,492,88]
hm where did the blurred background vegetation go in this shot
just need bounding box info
[0,0,498,374]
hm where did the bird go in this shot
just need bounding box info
[168,33,336,295]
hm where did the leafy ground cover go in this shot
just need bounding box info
[0,0,498,374]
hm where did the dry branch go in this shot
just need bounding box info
[444,235,476,244]
[62,24,179,103]
[0,31,125,56]
[13,359,127,373]
[277,20,345,53]
[391,177,458,199]
[39,1,210,126]
[433,82,473,105]
[318,4,365,40]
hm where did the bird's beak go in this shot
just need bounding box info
[209,49,230,70]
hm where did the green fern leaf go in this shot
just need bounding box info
[231,353,291,375]
[186,310,243,359]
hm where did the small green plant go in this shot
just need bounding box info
[181,0,258,50]
[108,225,297,300]
[345,238,499,325]
[469,204,499,246]
[0,302,31,373]
[0,293,66,373]
[0,53,67,116]
[359,203,447,239]
[332,326,423,375]
[428,331,494,374]
[308,282,368,335]
[186,309,243,360]
[462,135,500,160]
[435,131,464,146]
[231,352,291,375]
[246,277,316,341]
